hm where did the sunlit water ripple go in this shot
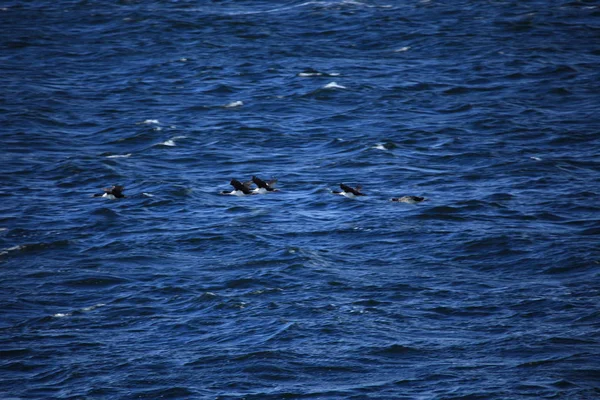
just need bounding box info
[1,1,599,399]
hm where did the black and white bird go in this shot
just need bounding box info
[332,184,366,198]
[251,176,278,194]
[93,185,126,200]
[221,179,255,196]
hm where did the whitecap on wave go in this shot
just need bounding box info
[53,303,106,318]
[298,69,341,77]
[139,119,160,125]
[0,245,22,256]
[224,100,244,108]
[323,82,347,89]
[157,136,187,147]
[105,153,132,158]
[373,142,396,151]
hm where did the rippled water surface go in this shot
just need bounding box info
[2,1,600,398]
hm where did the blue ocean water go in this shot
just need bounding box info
[1,0,600,398]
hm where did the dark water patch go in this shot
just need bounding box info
[0,348,32,358]
[551,379,577,388]
[438,103,473,114]
[579,227,600,236]
[61,275,130,288]
[412,206,468,222]
[132,386,198,399]
[548,337,597,345]
[369,344,424,357]
[1,240,70,257]
[543,262,597,275]
[517,355,574,369]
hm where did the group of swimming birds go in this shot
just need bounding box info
[93,176,426,203]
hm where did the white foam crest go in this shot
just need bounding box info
[0,245,22,256]
[394,46,411,52]
[298,71,341,77]
[298,72,323,77]
[323,82,346,89]
[142,193,154,197]
[224,100,244,108]
[170,1,387,17]
[530,156,542,161]
[53,303,106,319]
[140,119,160,125]
[157,135,186,147]
[218,2,324,16]
[106,154,132,158]
[81,303,106,312]
[374,143,388,151]
[340,0,372,7]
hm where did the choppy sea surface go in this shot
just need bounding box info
[2,1,600,399]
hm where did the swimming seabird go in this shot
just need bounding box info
[93,185,126,199]
[221,179,255,196]
[333,184,366,198]
[391,196,426,203]
[251,176,278,194]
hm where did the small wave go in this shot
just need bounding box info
[63,275,129,288]
[105,153,132,158]
[131,387,196,399]
[201,83,236,94]
[0,245,23,256]
[139,119,160,125]
[211,0,381,16]
[297,68,341,77]
[370,343,423,356]
[413,206,467,221]
[373,142,396,151]
[518,356,570,368]
[81,303,106,312]
[1,240,70,256]
[91,207,119,217]
[298,72,323,77]
[224,100,244,108]
[52,303,106,319]
[439,103,473,114]
[157,136,186,147]
[323,82,346,90]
